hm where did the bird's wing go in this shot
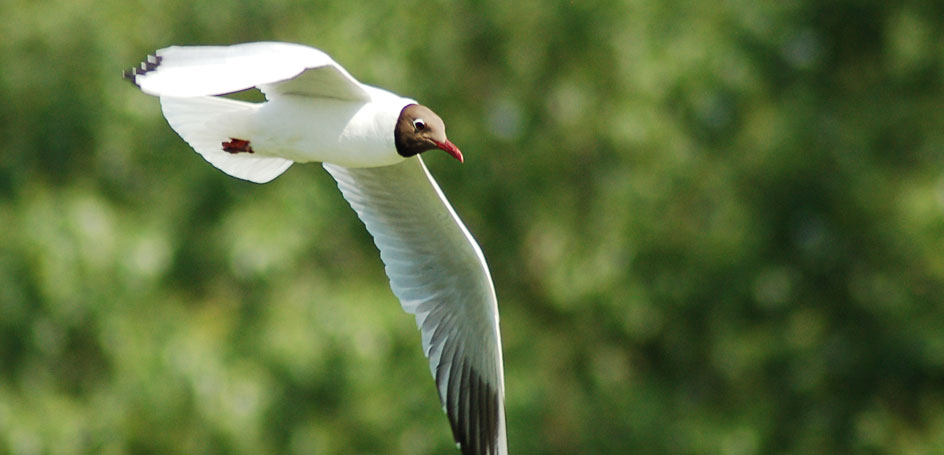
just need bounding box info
[125,42,371,101]
[324,158,507,455]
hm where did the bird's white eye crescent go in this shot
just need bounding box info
[413,119,426,131]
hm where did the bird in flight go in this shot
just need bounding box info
[125,42,507,455]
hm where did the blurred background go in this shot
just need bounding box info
[2,0,944,453]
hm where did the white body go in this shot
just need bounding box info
[250,86,411,167]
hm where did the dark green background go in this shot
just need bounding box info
[2,0,944,453]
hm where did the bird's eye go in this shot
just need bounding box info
[413,119,427,131]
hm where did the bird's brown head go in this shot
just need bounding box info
[394,104,463,163]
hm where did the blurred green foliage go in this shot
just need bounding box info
[2,0,944,453]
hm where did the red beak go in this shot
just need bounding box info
[434,140,464,163]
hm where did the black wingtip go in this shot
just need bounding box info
[146,54,162,69]
[444,362,502,455]
[122,54,162,86]
[122,68,136,84]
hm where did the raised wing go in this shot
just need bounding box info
[124,42,371,101]
[324,158,507,455]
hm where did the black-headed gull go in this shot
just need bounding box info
[125,42,507,455]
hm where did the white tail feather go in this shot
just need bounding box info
[159,96,292,183]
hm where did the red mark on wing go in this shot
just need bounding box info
[222,138,254,154]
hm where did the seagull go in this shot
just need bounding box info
[124,42,507,455]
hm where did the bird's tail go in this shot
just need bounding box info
[160,96,292,183]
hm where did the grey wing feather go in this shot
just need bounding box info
[324,158,507,455]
